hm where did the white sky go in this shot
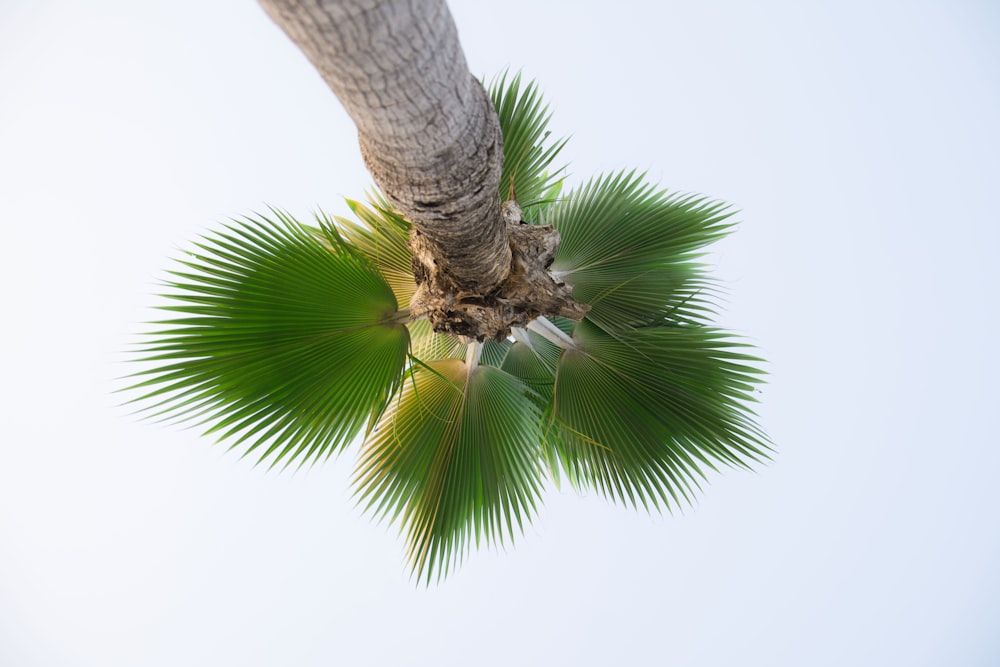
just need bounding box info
[1,1,998,665]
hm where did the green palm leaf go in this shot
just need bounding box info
[548,171,734,332]
[552,319,769,510]
[489,71,567,219]
[335,193,416,309]
[126,210,410,467]
[355,355,545,583]
[498,325,575,488]
[406,319,466,361]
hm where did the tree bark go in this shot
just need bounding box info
[259,0,509,291]
[259,0,588,340]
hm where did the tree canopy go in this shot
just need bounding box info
[127,74,770,582]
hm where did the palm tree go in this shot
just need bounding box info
[127,0,770,582]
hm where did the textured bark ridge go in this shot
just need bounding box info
[356,79,509,292]
[409,201,588,342]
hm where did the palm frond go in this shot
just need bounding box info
[406,318,466,361]
[480,338,513,367]
[551,319,770,510]
[499,326,572,488]
[354,356,545,583]
[126,210,410,468]
[548,171,734,332]
[489,71,568,221]
[335,193,417,309]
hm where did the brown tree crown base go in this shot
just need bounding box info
[408,216,589,343]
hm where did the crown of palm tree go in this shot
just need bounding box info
[126,72,770,583]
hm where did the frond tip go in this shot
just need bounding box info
[125,209,410,469]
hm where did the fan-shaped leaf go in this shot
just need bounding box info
[552,319,769,510]
[335,193,416,309]
[126,210,409,468]
[355,357,545,583]
[548,171,734,332]
[489,71,568,221]
[406,318,466,361]
[499,326,576,487]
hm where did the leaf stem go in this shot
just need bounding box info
[465,341,483,373]
[526,317,576,350]
[510,327,532,347]
[387,308,416,325]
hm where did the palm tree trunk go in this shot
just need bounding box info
[259,0,509,288]
[259,0,588,340]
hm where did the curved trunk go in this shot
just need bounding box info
[259,0,509,290]
[259,0,588,340]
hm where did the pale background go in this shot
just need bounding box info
[1,1,997,665]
